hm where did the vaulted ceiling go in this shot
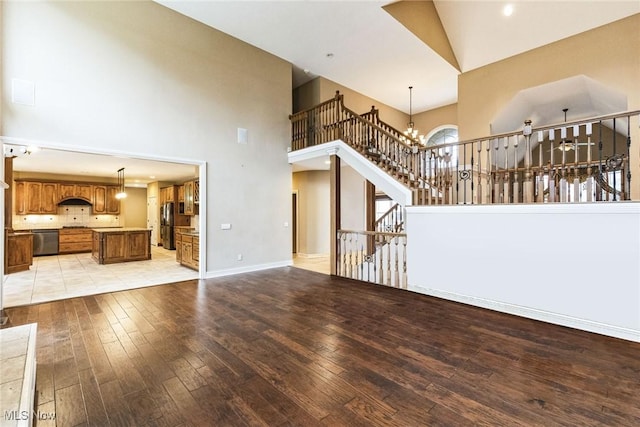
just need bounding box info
[156,0,639,114]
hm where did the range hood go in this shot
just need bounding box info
[58,198,92,206]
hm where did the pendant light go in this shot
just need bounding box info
[115,167,127,199]
[403,86,425,145]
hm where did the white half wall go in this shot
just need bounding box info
[406,202,640,342]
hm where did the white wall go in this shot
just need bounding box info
[406,203,640,342]
[1,1,293,275]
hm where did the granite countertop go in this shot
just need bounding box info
[177,229,199,236]
[7,231,34,236]
[91,227,151,233]
[12,226,124,231]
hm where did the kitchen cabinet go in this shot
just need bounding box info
[93,185,120,214]
[15,179,120,216]
[92,228,151,264]
[15,181,58,214]
[59,228,93,254]
[177,185,185,203]
[176,230,198,270]
[59,183,93,202]
[183,179,199,216]
[5,231,34,273]
[160,186,176,204]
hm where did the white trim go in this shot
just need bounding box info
[2,135,208,281]
[424,124,458,144]
[18,323,38,427]
[407,200,640,215]
[205,259,293,278]
[288,140,413,206]
[409,285,640,343]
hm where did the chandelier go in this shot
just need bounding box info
[403,86,425,145]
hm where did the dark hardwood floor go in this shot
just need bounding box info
[3,267,640,426]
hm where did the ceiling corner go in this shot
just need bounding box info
[382,0,460,72]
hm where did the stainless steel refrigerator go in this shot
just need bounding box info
[161,202,175,250]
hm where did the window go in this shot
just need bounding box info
[424,125,459,166]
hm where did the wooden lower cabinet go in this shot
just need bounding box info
[92,228,151,264]
[59,228,93,254]
[6,232,34,273]
[175,231,198,270]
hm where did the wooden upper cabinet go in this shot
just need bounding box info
[41,183,58,213]
[15,180,120,216]
[15,181,58,214]
[160,186,176,205]
[93,185,119,215]
[177,185,185,203]
[76,184,93,201]
[14,181,27,215]
[58,183,92,202]
[106,186,120,214]
[93,186,107,214]
[183,180,195,215]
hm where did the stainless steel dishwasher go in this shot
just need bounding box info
[32,229,59,256]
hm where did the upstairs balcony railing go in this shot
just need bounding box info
[290,92,639,205]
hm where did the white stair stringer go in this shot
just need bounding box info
[288,140,413,206]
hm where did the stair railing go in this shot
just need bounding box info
[291,93,639,205]
[375,203,404,233]
[290,92,427,191]
[337,229,407,289]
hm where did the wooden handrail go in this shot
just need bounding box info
[291,92,638,205]
[338,229,406,237]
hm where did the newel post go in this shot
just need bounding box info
[523,119,534,203]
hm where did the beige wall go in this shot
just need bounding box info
[295,77,410,131]
[413,103,458,138]
[458,14,639,199]
[121,187,147,228]
[459,14,639,139]
[340,165,366,231]
[2,1,293,271]
[292,171,330,255]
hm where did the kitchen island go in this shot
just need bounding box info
[92,228,151,264]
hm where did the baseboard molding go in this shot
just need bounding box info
[205,260,293,279]
[409,285,640,343]
[295,252,329,259]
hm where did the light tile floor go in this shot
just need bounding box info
[292,254,330,275]
[3,246,198,308]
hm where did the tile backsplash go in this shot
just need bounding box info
[13,205,122,229]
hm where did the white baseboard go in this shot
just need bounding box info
[204,259,293,279]
[409,285,640,343]
[295,252,329,259]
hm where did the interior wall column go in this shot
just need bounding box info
[365,180,375,231]
[365,180,375,254]
[4,157,13,231]
[330,153,340,276]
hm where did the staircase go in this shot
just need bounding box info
[290,91,437,206]
[290,91,638,205]
[290,92,638,287]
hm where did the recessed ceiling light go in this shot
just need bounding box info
[503,4,514,17]
[149,175,156,179]
[324,160,331,165]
